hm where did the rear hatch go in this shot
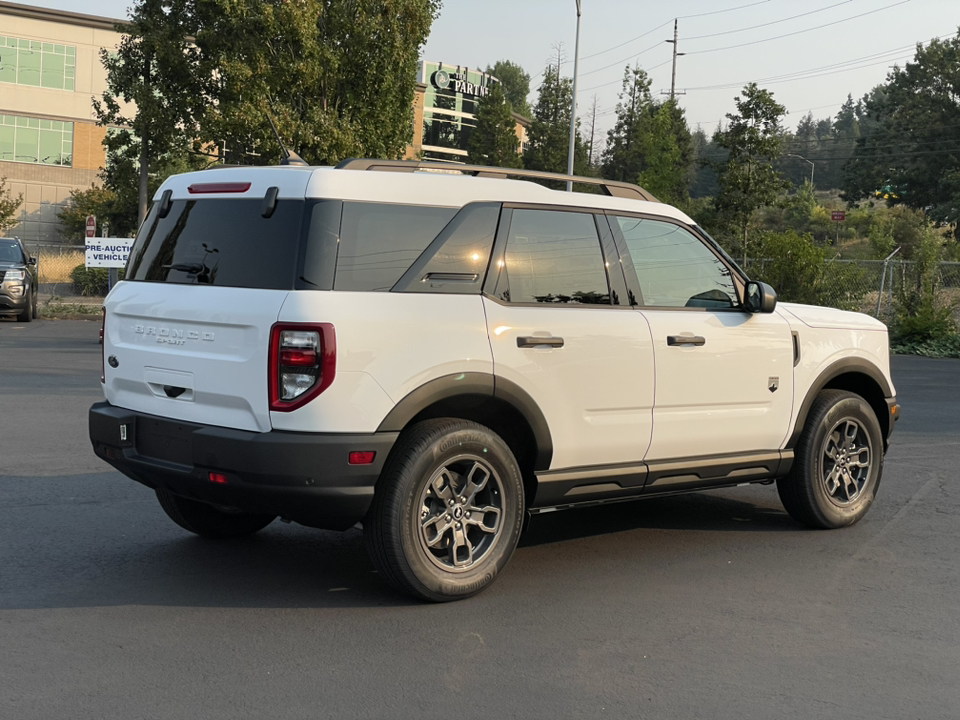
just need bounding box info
[102,169,314,432]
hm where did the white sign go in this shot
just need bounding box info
[85,214,96,239]
[86,237,134,268]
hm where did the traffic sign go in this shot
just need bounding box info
[85,214,97,238]
[831,211,846,222]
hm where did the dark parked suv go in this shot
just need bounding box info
[0,237,38,322]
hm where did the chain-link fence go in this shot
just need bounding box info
[745,257,960,326]
[25,243,86,295]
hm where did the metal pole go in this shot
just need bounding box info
[875,247,901,317]
[565,0,582,192]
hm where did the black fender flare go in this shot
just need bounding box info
[787,357,893,449]
[376,372,553,470]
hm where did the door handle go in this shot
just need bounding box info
[517,336,564,348]
[667,335,706,347]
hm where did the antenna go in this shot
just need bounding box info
[266,114,309,166]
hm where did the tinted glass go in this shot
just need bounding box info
[616,217,738,308]
[126,198,304,289]
[498,209,610,305]
[335,203,457,292]
[395,203,499,294]
[0,240,25,263]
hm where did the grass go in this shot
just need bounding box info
[39,300,102,320]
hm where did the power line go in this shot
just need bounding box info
[684,0,854,41]
[579,59,671,94]
[578,0,780,63]
[686,0,912,55]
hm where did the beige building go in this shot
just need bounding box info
[0,1,124,243]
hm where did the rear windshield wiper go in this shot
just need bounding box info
[163,262,204,274]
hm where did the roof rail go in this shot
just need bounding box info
[334,158,659,203]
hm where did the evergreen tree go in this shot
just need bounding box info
[711,83,790,264]
[842,32,960,231]
[601,66,692,203]
[523,63,588,181]
[485,60,531,116]
[467,82,521,168]
[601,65,653,183]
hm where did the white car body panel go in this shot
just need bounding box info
[272,291,493,433]
[103,282,287,432]
[640,308,796,460]
[483,298,656,470]
[777,303,894,446]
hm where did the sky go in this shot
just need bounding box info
[30,0,958,141]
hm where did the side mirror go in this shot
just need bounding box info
[28,257,37,266]
[745,280,777,313]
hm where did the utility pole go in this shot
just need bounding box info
[664,19,686,101]
[566,0,582,192]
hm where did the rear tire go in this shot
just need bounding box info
[777,389,883,529]
[156,489,276,539]
[365,419,525,602]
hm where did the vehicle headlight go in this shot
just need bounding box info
[4,269,25,281]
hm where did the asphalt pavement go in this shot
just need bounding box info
[1,318,958,719]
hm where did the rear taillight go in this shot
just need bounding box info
[100,307,106,383]
[268,323,336,411]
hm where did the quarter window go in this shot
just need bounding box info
[335,203,457,292]
[615,216,737,308]
[497,209,610,305]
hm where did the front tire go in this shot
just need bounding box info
[156,489,276,539]
[365,419,525,602]
[17,289,32,323]
[777,389,884,529]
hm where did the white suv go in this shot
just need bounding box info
[89,159,899,601]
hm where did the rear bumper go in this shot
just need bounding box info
[89,401,398,531]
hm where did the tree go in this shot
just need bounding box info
[711,83,790,264]
[486,60,531,116]
[94,0,204,226]
[57,185,118,244]
[0,177,22,231]
[601,65,653,183]
[467,82,521,168]
[194,0,440,166]
[523,63,588,180]
[600,66,692,202]
[842,32,960,233]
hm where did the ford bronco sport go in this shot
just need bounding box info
[89,159,899,601]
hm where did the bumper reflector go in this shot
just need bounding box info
[348,451,376,465]
[209,472,229,484]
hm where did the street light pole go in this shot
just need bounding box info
[787,153,815,186]
[566,0,582,192]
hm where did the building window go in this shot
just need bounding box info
[0,114,73,166]
[0,36,76,91]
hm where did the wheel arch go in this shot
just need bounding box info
[788,358,892,451]
[376,373,553,502]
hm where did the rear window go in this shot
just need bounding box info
[126,198,305,289]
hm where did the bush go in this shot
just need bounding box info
[746,230,868,310]
[70,264,124,296]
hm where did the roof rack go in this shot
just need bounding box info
[334,158,659,203]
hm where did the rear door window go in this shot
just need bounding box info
[126,198,305,289]
[493,208,611,305]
